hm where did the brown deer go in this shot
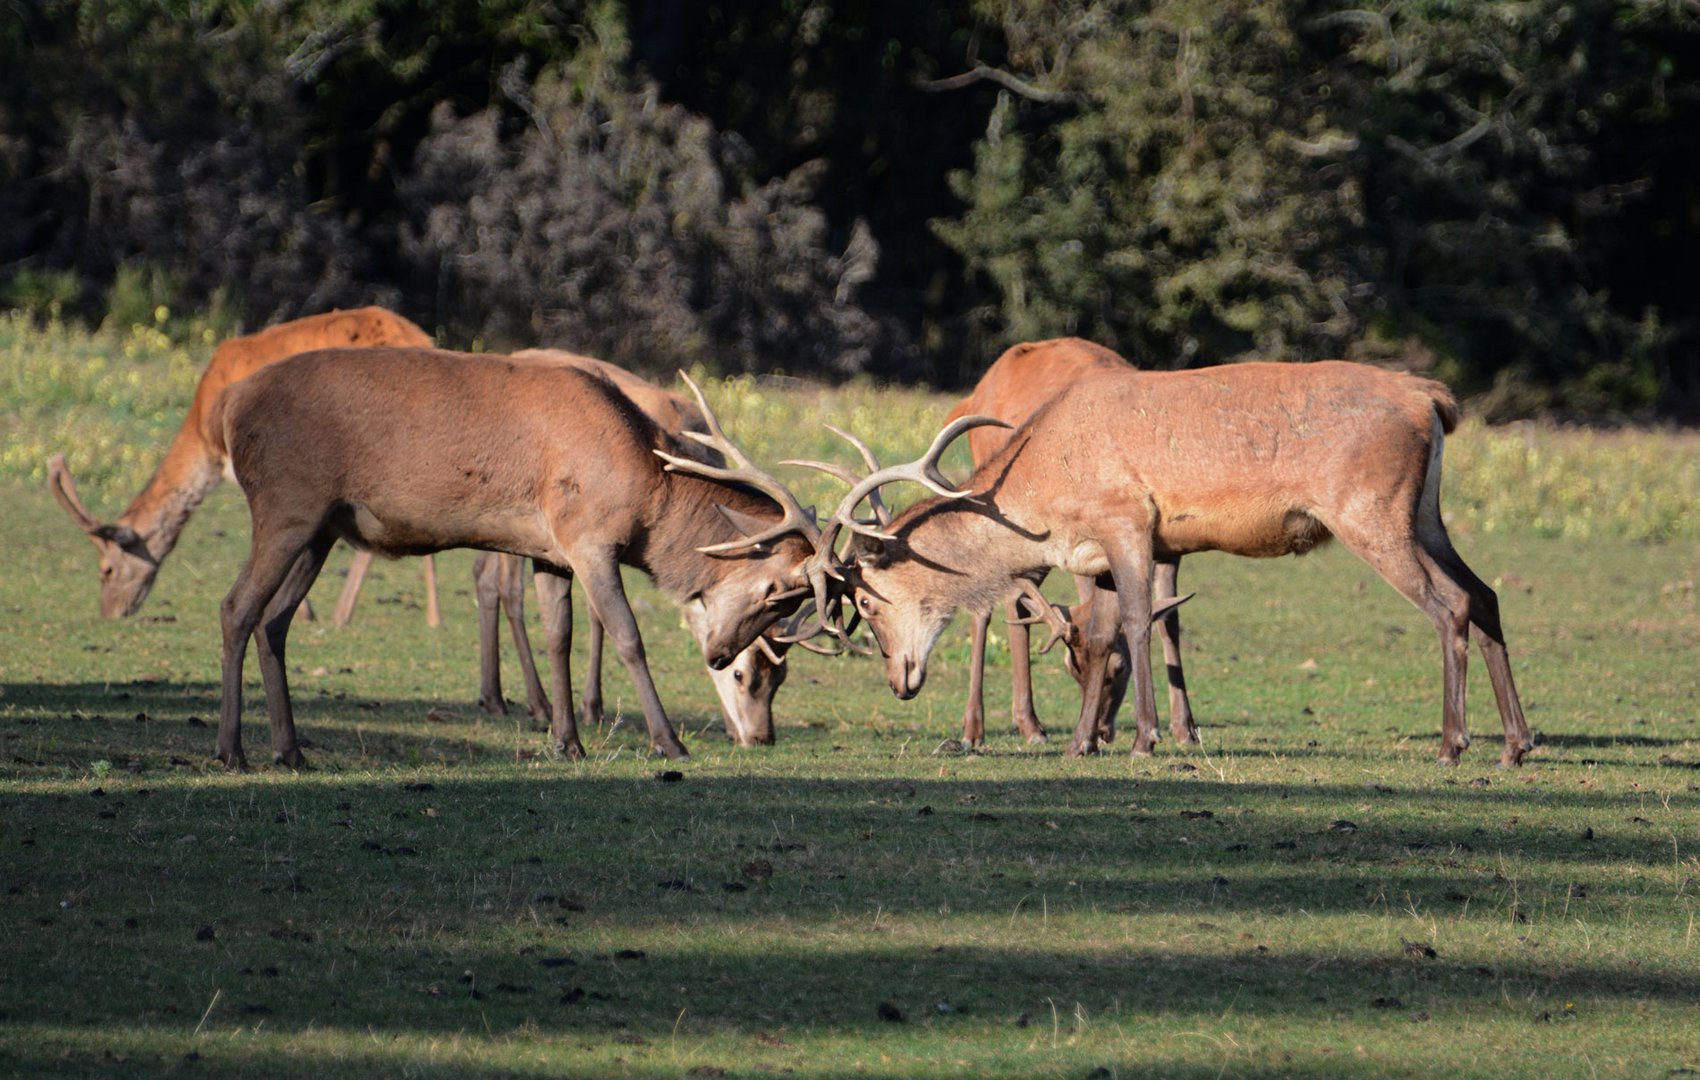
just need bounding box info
[204,347,825,768]
[469,349,798,747]
[828,361,1533,767]
[945,338,1199,750]
[47,307,441,625]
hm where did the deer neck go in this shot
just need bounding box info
[639,472,801,602]
[117,426,226,561]
[888,494,1047,617]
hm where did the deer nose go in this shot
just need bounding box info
[892,656,925,700]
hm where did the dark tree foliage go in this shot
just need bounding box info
[1,0,1696,416]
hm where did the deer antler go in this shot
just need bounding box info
[1008,578,1077,655]
[652,372,822,555]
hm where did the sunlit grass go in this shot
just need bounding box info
[2,318,1699,1077]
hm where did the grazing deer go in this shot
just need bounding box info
[946,338,1199,750]
[469,349,798,747]
[829,361,1532,767]
[47,307,441,625]
[205,347,823,768]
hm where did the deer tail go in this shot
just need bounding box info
[1421,379,1459,434]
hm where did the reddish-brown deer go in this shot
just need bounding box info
[945,338,1198,751]
[47,307,441,624]
[470,349,797,747]
[832,361,1532,766]
[204,347,823,769]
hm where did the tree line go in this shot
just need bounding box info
[3,0,1697,417]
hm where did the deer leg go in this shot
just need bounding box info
[1104,541,1161,757]
[1426,538,1532,766]
[532,562,582,760]
[499,554,552,726]
[1073,575,1117,745]
[218,527,320,770]
[575,559,688,760]
[252,533,336,767]
[583,610,606,729]
[422,553,441,628]
[1155,558,1198,744]
[331,548,372,627]
[1336,523,1474,764]
[1007,594,1048,743]
[473,552,509,716]
[962,608,990,747]
[1065,583,1124,757]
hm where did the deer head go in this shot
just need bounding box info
[47,455,158,618]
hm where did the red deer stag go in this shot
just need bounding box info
[945,338,1199,751]
[204,347,824,769]
[830,362,1533,766]
[469,349,807,747]
[47,307,441,625]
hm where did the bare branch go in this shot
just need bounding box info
[916,64,1077,104]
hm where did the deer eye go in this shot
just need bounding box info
[732,670,744,683]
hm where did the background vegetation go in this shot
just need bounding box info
[3,321,1699,1077]
[4,1,1698,415]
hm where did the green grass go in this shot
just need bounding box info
[2,320,1699,1078]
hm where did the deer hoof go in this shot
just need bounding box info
[477,695,510,717]
[1064,739,1098,758]
[215,749,249,772]
[556,739,586,761]
[274,748,309,769]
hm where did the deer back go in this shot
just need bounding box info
[946,338,1132,464]
[968,360,1454,562]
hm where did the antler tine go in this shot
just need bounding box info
[777,458,895,542]
[815,414,1009,559]
[1011,579,1075,656]
[653,371,822,555]
[821,424,893,527]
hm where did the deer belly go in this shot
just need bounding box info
[1056,539,1111,578]
[1156,503,1332,558]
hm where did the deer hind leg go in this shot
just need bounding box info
[496,554,550,725]
[962,607,990,747]
[473,552,509,716]
[1007,593,1048,744]
[574,556,688,761]
[252,533,337,767]
[1333,519,1474,765]
[532,562,582,760]
[1155,558,1198,744]
[331,547,372,626]
[1423,528,1532,767]
[422,553,440,628]
[218,525,322,770]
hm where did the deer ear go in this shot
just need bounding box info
[91,523,142,549]
[713,504,774,549]
[1149,591,1195,622]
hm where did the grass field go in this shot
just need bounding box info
[2,319,1699,1078]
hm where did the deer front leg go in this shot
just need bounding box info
[1007,594,1048,743]
[575,558,688,760]
[473,552,509,716]
[1105,538,1160,757]
[582,611,605,729]
[961,608,990,747]
[252,534,336,767]
[218,528,320,770]
[1066,587,1123,758]
[532,563,583,760]
[1155,558,1197,744]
